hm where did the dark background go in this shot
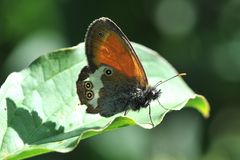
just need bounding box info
[1,0,240,159]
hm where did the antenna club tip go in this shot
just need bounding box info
[179,73,187,76]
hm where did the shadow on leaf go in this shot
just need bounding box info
[6,98,64,144]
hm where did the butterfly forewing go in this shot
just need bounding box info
[85,17,148,88]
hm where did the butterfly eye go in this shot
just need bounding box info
[104,68,113,76]
[84,81,93,90]
[85,90,94,100]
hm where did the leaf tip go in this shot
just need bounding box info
[186,94,210,118]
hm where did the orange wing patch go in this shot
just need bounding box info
[92,31,148,88]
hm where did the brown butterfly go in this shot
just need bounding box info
[76,17,184,125]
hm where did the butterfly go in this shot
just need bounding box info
[76,17,184,126]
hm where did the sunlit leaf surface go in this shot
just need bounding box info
[0,42,210,160]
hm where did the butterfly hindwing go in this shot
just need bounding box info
[97,66,139,116]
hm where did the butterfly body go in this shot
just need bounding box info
[76,17,161,118]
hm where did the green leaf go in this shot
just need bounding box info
[0,42,210,159]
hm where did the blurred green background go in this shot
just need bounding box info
[1,0,240,160]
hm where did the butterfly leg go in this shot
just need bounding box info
[123,100,130,116]
[149,104,154,127]
[157,99,169,111]
[124,110,129,116]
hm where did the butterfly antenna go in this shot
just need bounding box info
[149,104,154,127]
[154,73,186,88]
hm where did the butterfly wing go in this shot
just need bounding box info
[77,17,149,116]
[85,17,148,88]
